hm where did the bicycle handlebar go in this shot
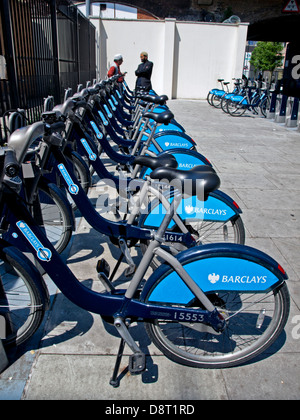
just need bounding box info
[0,148,21,194]
[4,148,20,178]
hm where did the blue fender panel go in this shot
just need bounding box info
[141,243,288,303]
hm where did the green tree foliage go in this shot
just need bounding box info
[250,42,283,73]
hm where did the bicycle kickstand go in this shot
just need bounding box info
[110,338,126,387]
[110,316,146,387]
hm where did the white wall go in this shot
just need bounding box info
[91,17,248,99]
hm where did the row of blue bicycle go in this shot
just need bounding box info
[0,75,290,387]
[207,77,271,117]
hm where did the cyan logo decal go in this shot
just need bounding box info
[108,99,116,111]
[16,221,52,262]
[103,105,112,118]
[111,95,118,105]
[80,139,97,161]
[98,111,108,125]
[90,121,103,139]
[58,164,79,195]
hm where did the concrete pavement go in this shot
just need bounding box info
[1,99,300,400]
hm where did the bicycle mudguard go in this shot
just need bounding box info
[140,243,288,304]
[139,189,241,230]
[0,238,50,309]
[213,90,226,97]
[154,119,185,132]
[141,123,185,142]
[230,95,248,105]
[209,89,224,94]
[146,132,196,154]
[139,148,212,179]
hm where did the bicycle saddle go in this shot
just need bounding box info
[143,110,174,125]
[133,153,178,170]
[139,94,168,106]
[150,165,220,200]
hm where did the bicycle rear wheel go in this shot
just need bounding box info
[145,282,289,368]
[140,215,245,270]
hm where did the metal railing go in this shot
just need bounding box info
[0,0,96,142]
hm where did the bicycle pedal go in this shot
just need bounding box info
[96,258,110,277]
[124,265,136,277]
[129,353,146,375]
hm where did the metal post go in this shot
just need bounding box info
[286,97,299,127]
[275,95,288,123]
[1,0,20,109]
[266,91,278,119]
[86,0,91,17]
[50,0,61,104]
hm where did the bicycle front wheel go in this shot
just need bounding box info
[35,184,74,254]
[145,282,290,368]
[206,92,214,106]
[0,254,47,348]
[227,100,247,117]
[211,94,223,109]
[260,97,270,118]
[221,97,230,113]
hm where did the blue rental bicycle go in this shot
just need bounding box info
[225,81,271,117]
[7,109,245,265]
[0,147,290,387]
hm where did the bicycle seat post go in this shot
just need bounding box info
[130,120,157,178]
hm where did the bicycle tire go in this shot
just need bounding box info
[221,97,230,113]
[260,97,270,118]
[206,92,214,106]
[0,252,47,348]
[226,100,247,117]
[145,282,290,369]
[36,183,74,254]
[211,94,223,109]
[66,153,91,211]
[140,215,245,270]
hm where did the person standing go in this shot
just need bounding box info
[107,54,126,89]
[135,51,153,92]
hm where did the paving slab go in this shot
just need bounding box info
[23,354,228,400]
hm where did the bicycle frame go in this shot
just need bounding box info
[1,175,288,333]
[1,183,223,330]
[49,143,196,247]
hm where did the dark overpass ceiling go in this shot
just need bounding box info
[90,0,300,41]
[247,15,300,41]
